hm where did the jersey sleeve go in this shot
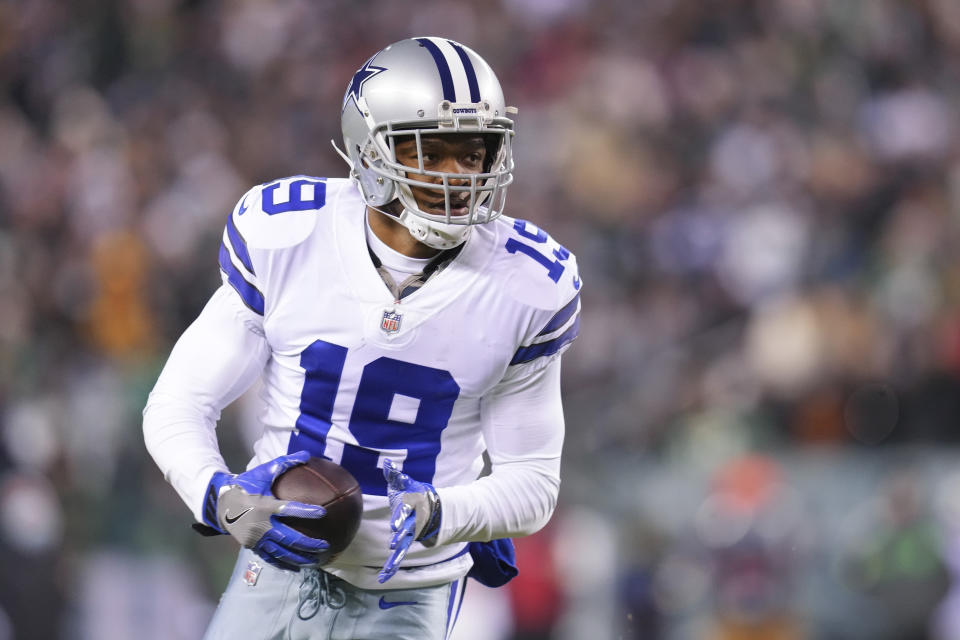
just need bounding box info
[510,288,581,367]
[431,221,582,545]
[507,224,583,372]
[142,285,271,523]
[217,177,327,316]
[434,357,565,544]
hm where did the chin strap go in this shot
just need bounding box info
[336,140,475,251]
[331,139,355,172]
[397,208,472,250]
[365,200,472,251]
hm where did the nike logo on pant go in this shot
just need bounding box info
[378,596,418,609]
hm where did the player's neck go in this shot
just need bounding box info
[366,207,441,259]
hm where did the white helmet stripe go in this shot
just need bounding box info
[431,38,476,104]
[446,40,481,102]
[414,37,457,101]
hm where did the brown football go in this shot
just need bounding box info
[271,457,363,555]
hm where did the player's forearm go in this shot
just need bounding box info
[143,398,229,522]
[142,285,270,521]
[435,358,565,543]
[435,457,560,543]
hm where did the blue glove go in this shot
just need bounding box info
[202,451,330,572]
[378,458,441,583]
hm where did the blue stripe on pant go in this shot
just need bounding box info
[445,578,467,640]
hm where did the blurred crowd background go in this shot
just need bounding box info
[4,0,960,638]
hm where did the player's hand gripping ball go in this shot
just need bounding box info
[271,457,364,555]
[208,452,363,571]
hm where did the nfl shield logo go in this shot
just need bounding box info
[243,560,262,587]
[381,309,402,334]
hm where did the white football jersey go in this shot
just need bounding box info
[151,176,581,589]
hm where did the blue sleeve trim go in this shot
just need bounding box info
[219,243,265,315]
[202,482,218,529]
[225,214,255,275]
[510,314,580,365]
[537,292,580,337]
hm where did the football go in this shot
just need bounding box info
[271,457,363,554]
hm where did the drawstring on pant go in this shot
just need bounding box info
[296,568,346,620]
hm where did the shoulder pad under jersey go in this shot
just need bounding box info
[495,216,582,312]
[230,176,331,250]
[490,216,582,366]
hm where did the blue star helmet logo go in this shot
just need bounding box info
[343,57,387,112]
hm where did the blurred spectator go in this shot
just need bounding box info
[840,471,949,640]
[509,526,565,640]
[704,456,805,640]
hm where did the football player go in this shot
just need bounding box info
[143,37,581,640]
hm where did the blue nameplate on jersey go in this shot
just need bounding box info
[380,309,402,334]
[243,560,262,586]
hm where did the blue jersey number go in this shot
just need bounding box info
[262,178,326,215]
[288,339,460,496]
[504,219,569,282]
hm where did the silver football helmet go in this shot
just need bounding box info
[337,37,515,249]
